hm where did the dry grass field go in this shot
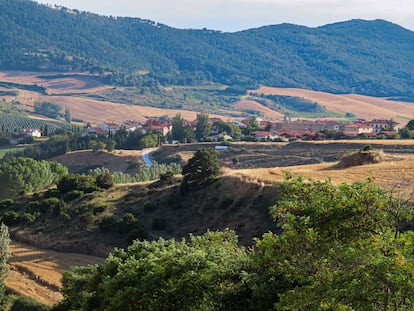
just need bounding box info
[16,90,231,125]
[1,71,235,124]
[6,242,103,305]
[255,86,414,124]
[225,154,414,192]
[51,149,146,173]
[0,71,111,95]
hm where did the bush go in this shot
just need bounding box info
[0,199,14,209]
[8,294,50,311]
[41,197,65,216]
[96,172,114,189]
[26,201,41,214]
[44,189,61,199]
[58,174,97,194]
[1,211,21,226]
[63,190,84,202]
[92,203,108,215]
[20,212,39,223]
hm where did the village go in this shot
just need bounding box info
[18,116,403,143]
[81,116,402,142]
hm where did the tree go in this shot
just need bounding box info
[181,148,220,190]
[95,172,114,189]
[34,101,62,119]
[0,158,67,198]
[171,113,186,142]
[105,140,116,152]
[58,230,250,311]
[406,119,414,131]
[253,177,414,310]
[195,113,211,141]
[64,108,71,123]
[399,127,412,139]
[244,117,260,135]
[139,133,160,149]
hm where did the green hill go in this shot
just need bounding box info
[1,0,414,97]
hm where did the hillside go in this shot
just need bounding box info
[2,71,414,125]
[1,0,414,98]
[6,142,414,306]
[254,87,414,124]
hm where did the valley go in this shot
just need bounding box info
[1,1,414,308]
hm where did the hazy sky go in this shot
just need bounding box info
[35,0,414,32]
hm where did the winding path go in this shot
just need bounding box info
[141,148,156,167]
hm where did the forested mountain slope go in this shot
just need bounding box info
[1,0,414,97]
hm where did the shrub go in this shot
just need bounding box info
[63,190,84,202]
[92,203,108,215]
[20,212,39,223]
[1,211,21,226]
[58,174,97,194]
[8,294,50,311]
[96,172,114,189]
[41,197,65,216]
[43,189,61,199]
[0,199,14,209]
[25,201,41,214]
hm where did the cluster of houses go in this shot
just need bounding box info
[18,116,402,142]
[82,117,402,142]
[249,118,401,141]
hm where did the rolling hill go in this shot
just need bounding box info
[1,0,414,98]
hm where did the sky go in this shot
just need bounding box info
[35,0,414,32]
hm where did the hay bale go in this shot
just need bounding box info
[336,149,385,168]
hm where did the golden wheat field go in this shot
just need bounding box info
[5,242,103,305]
[225,154,414,192]
[255,86,414,124]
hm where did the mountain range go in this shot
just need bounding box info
[1,0,414,98]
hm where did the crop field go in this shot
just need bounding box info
[5,241,103,305]
[255,87,414,124]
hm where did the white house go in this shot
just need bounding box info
[20,128,41,138]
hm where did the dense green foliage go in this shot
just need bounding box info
[1,0,414,97]
[0,158,67,198]
[255,177,414,310]
[195,113,211,141]
[33,101,62,119]
[87,163,182,184]
[57,177,414,310]
[181,148,220,190]
[57,230,249,311]
[251,93,326,113]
